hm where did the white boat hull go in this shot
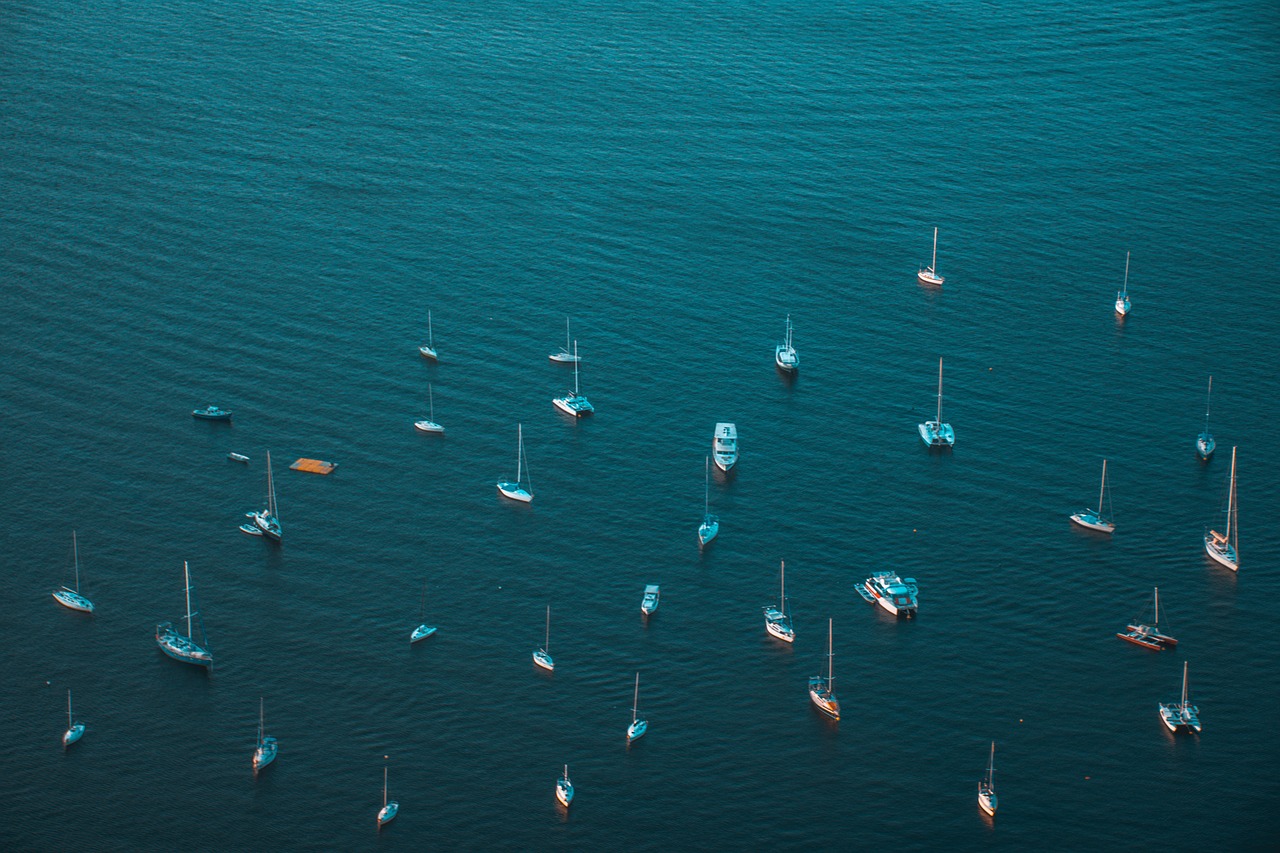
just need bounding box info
[1204,535,1238,571]
[411,624,437,643]
[698,515,718,546]
[978,788,997,817]
[1070,510,1115,534]
[627,719,648,742]
[808,682,839,720]
[917,267,944,286]
[418,345,437,359]
[764,609,795,643]
[712,423,738,471]
[52,589,95,613]
[254,737,278,771]
[63,723,85,747]
[414,420,444,434]
[378,802,399,826]
[556,780,574,807]
[775,346,798,372]
[552,394,593,417]
[1159,703,1201,733]
[497,482,532,503]
[533,649,554,671]
[918,420,954,447]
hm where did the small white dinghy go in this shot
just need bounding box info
[63,688,85,748]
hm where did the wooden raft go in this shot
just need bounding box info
[290,458,338,475]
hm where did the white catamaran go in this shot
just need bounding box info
[918,357,954,448]
[248,450,282,541]
[1204,446,1239,571]
[1158,660,1201,734]
[552,340,594,417]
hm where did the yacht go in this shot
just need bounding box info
[855,571,918,617]
[552,340,593,416]
[640,584,660,616]
[253,698,278,773]
[712,423,738,472]
[978,742,997,817]
[418,310,437,359]
[377,758,399,827]
[155,561,213,669]
[775,315,798,372]
[697,456,718,548]
[192,405,232,421]
[808,618,840,720]
[533,605,554,672]
[496,423,534,503]
[52,531,95,613]
[1115,252,1131,316]
[555,765,574,807]
[549,318,581,363]
[917,227,944,285]
[1117,587,1177,650]
[626,672,648,743]
[250,451,282,542]
[918,357,954,448]
[414,383,444,433]
[1196,375,1215,460]
[1204,446,1238,571]
[63,689,85,748]
[763,560,795,643]
[1158,661,1201,733]
[1070,458,1115,534]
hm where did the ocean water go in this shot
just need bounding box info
[2,0,1278,849]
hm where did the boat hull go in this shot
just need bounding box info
[533,649,554,671]
[1204,535,1238,571]
[52,589,95,613]
[549,351,580,363]
[1159,703,1201,733]
[378,802,399,826]
[1070,510,1115,534]
[556,781,574,807]
[1196,434,1215,460]
[808,680,840,720]
[860,573,919,617]
[254,737,278,771]
[414,420,444,434]
[917,267,944,286]
[775,346,798,372]
[192,408,232,421]
[253,511,282,541]
[418,345,437,359]
[627,720,647,742]
[978,788,997,817]
[712,423,738,471]
[411,624,437,643]
[918,420,954,447]
[698,515,718,546]
[63,723,85,747]
[764,608,795,642]
[155,622,213,668]
[1117,629,1164,651]
[552,394,594,417]
[497,482,532,503]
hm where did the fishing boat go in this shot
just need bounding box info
[63,688,85,748]
[917,227,944,285]
[1204,446,1239,571]
[1158,660,1201,733]
[1196,376,1215,460]
[855,571,919,617]
[533,605,554,671]
[155,561,213,669]
[552,341,593,416]
[52,531,95,613]
[1115,251,1131,316]
[1070,458,1116,534]
[978,741,997,817]
[712,422,738,472]
[775,314,798,372]
[410,581,437,643]
[253,697,278,772]
[640,584,660,616]
[1117,587,1178,650]
[228,452,250,463]
[626,672,648,743]
[763,559,795,643]
[377,757,399,827]
[549,318,581,363]
[192,405,232,421]
[555,765,574,807]
[697,456,719,547]
[497,423,534,503]
[414,383,444,434]
[808,618,840,720]
[418,310,437,360]
[250,451,282,541]
[918,357,955,448]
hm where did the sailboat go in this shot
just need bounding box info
[377,757,399,827]
[253,697,278,772]
[808,618,840,720]
[155,561,213,669]
[978,741,997,817]
[1204,445,1239,571]
[1158,660,1202,733]
[549,318,581,363]
[52,531,94,613]
[763,559,795,643]
[414,383,444,433]
[533,605,554,671]
[697,456,719,547]
[1117,587,1178,650]
[1070,458,1116,533]
[918,357,955,447]
[552,341,593,416]
[249,451,282,541]
[63,688,85,748]
[497,423,534,503]
[410,581,437,643]
[626,672,648,742]
[1115,251,1132,316]
[418,310,437,360]
[556,764,575,807]
[1196,375,1215,460]
[917,227,944,285]
[775,314,798,372]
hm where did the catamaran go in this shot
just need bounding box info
[377,757,399,827]
[917,227,944,285]
[253,697,278,772]
[808,618,839,720]
[1117,587,1178,650]
[978,741,997,817]
[556,764,574,807]
[1115,252,1131,316]
[1196,375,1215,460]
[497,423,534,503]
[626,672,648,743]
[63,688,85,748]
[155,561,213,669]
[855,571,919,617]
[1158,660,1201,733]
[248,451,282,541]
[418,310,437,360]
[549,318,581,363]
[414,383,444,433]
[712,423,738,472]
[775,314,798,372]
[1204,446,1239,571]
[763,559,795,643]
[52,531,95,613]
[1070,458,1115,534]
[411,581,437,643]
[918,357,954,447]
[552,340,594,416]
[533,605,554,671]
[698,456,719,547]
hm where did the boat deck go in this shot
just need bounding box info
[290,458,338,474]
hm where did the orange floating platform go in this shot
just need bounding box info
[290,458,338,475]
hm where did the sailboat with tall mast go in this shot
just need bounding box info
[533,605,554,671]
[63,688,85,748]
[1196,375,1215,460]
[377,756,399,827]
[155,561,213,669]
[414,383,444,433]
[249,451,282,541]
[918,357,954,447]
[497,423,534,503]
[808,618,840,720]
[1070,458,1115,533]
[763,559,795,643]
[917,227,944,285]
[555,764,575,807]
[978,741,997,817]
[411,581,437,643]
[1204,445,1239,571]
[552,341,593,416]
[253,697,278,772]
[698,456,719,547]
[1117,587,1178,650]
[1158,660,1201,733]
[549,318,581,363]
[775,314,798,372]
[1115,252,1132,316]
[52,531,95,613]
[626,672,648,743]
[418,310,437,360]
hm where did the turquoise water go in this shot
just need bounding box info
[2,1,1278,848]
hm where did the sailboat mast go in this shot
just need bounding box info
[827,617,834,689]
[1098,459,1108,513]
[544,605,551,653]
[429,384,434,420]
[931,227,938,270]
[428,311,433,348]
[780,560,786,616]
[265,451,276,516]
[565,317,571,354]
[73,530,80,591]
[1226,446,1236,542]
[632,672,640,723]
[1181,661,1189,709]
[258,697,264,745]
[184,561,193,639]
[516,424,524,482]
[1205,375,1213,429]
[1123,251,1130,296]
[936,358,944,424]
[572,341,580,394]
[1153,587,1160,627]
[383,763,388,807]
[68,688,73,727]
[704,456,710,514]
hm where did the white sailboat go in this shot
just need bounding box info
[1070,458,1116,533]
[917,227,944,285]
[533,605,554,671]
[1204,445,1239,571]
[549,318,581,363]
[808,618,840,720]
[1158,660,1202,733]
[555,764,575,807]
[763,559,795,643]
[497,423,534,503]
[414,383,444,434]
[918,357,955,447]
[253,697,278,772]
[155,561,213,669]
[978,741,997,817]
[249,451,282,541]
[775,314,798,372]
[552,341,594,416]
[377,757,399,827]
[697,456,719,547]
[418,310,437,360]
[1115,252,1131,316]
[410,581,437,643]
[626,672,648,743]
[1196,375,1215,460]
[62,688,85,748]
[52,531,94,613]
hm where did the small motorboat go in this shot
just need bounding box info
[640,584,660,616]
[239,523,263,536]
[193,406,232,421]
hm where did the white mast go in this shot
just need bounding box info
[1098,459,1108,515]
[68,689,74,729]
[1153,587,1160,628]
[931,227,938,272]
[515,424,523,483]
[72,530,80,592]
[572,341,580,394]
[936,358,944,425]
[1122,251,1130,299]
[383,762,389,808]
[544,605,551,655]
[780,560,786,618]
[429,384,435,422]
[258,697,265,747]
[1204,376,1213,431]
[631,673,640,725]
[427,311,433,350]
[184,561,193,639]
[265,451,277,517]
[826,618,834,691]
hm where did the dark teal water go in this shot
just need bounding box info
[2,0,1278,848]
